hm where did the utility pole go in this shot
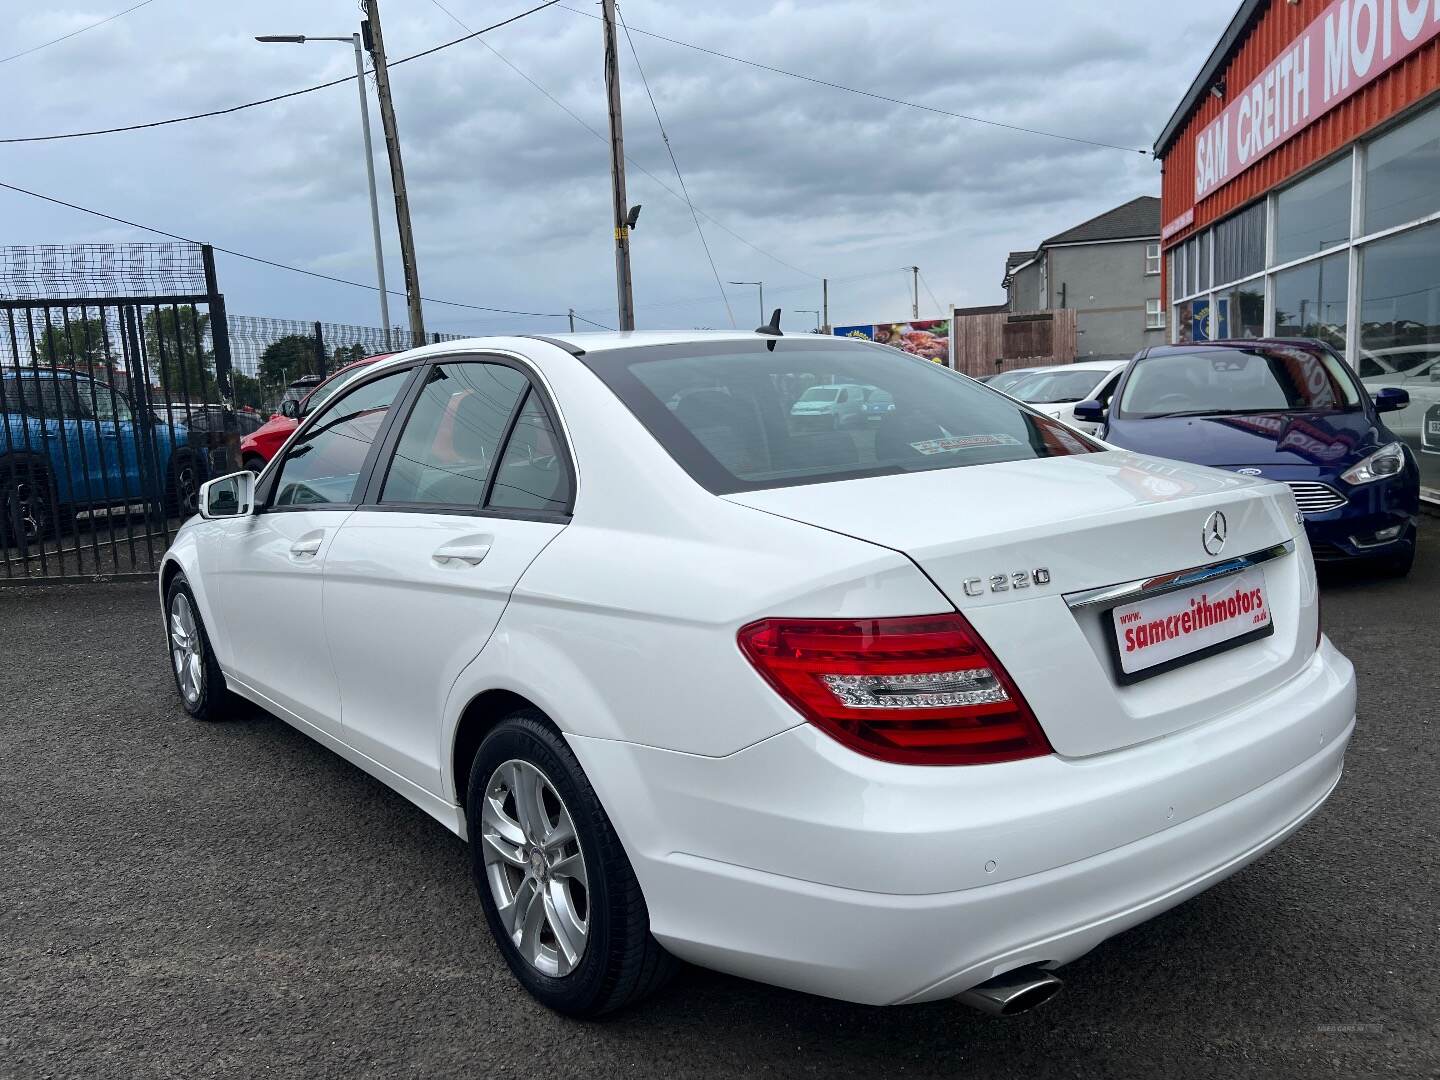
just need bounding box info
[363,0,425,345]
[351,32,392,350]
[908,266,919,319]
[568,308,576,332]
[822,277,829,332]
[601,0,636,331]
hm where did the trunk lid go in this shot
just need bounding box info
[725,450,1316,758]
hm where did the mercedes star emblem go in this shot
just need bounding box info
[1203,510,1228,556]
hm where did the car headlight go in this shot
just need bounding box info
[1341,441,1406,485]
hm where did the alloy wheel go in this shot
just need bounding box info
[169,592,204,705]
[480,759,590,977]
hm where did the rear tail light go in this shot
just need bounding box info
[737,613,1052,766]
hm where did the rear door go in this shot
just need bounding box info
[321,357,572,795]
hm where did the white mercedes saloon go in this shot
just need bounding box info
[160,330,1356,1017]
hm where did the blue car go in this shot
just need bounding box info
[0,368,201,548]
[1075,338,1420,576]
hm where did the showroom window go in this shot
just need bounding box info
[1274,251,1349,349]
[1273,156,1352,264]
[1224,282,1265,339]
[1145,298,1165,329]
[1364,101,1440,235]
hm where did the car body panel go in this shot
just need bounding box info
[161,330,1358,1008]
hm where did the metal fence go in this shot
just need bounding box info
[226,315,464,414]
[0,243,234,583]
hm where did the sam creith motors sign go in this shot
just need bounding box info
[1193,0,1440,202]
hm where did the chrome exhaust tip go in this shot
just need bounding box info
[955,966,1063,1016]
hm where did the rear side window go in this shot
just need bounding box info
[579,339,1098,494]
[380,362,527,507]
[272,370,409,507]
[487,391,571,513]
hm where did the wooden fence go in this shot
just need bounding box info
[949,308,1077,377]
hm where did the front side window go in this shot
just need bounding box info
[1146,298,1166,329]
[580,340,1099,495]
[1145,243,1161,275]
[272,369,409,507]
[380,362,527,507]
[1118,346,1361,419]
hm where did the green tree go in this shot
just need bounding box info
[143,306,216,397]
[259,333,323,386]
[333,343,367,367]
[231,372,265,411]
[32,314,111,369]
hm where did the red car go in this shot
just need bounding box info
[240,355,389,472]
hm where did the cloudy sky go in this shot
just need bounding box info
[3,0,1234,338]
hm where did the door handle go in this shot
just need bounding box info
[290,535,323,558]
[433,540,491,567]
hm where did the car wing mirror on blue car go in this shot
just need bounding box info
[1072,400,1105,423]
[1373,387,1409,413]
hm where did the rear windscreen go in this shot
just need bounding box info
[579,339,1100,494]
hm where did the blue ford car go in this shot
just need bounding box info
[1076,338,1420,576]
[0,368,201,548]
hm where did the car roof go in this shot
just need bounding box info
[1142,337,1331,357]
[1031,359,1129,373]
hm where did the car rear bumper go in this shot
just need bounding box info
[568,638,1356,1005]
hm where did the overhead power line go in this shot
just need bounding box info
[0,0,563,144]
[617,8,735,328]
[422,0,816,281]
[917,270,945,318]
[0,179,578,320]
[556,5,1148,156]
[0,0,160,66]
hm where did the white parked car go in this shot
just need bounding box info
[161,331,1355,1018]
[1006,359,1130,433]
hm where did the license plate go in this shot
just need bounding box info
[1427,418,1440,438]
[1110,567,1273,681]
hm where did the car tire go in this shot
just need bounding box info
[466,710,676,1017]
[165,451,200,518]
[242,454,266,475]
[164,574,233,721]
[0,457,58,550]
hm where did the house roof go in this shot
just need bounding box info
[1005,250,1037,271]
[1039,195,1161,246]
[1154,0,1266,158]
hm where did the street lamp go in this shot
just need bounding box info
[796,308,820,331]
[257,33,392,349]
[728,281,765,325]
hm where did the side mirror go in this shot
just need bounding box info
[1374,386,1410,413]
[198,471,255,519]
[1072,399,1106,423]
[279,399,300,419]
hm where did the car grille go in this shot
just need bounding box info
[1287,481,1347,515]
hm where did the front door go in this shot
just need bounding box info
[215,367,415,735]
[322,360,572,795]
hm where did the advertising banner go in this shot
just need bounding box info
[833,319,950,364]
